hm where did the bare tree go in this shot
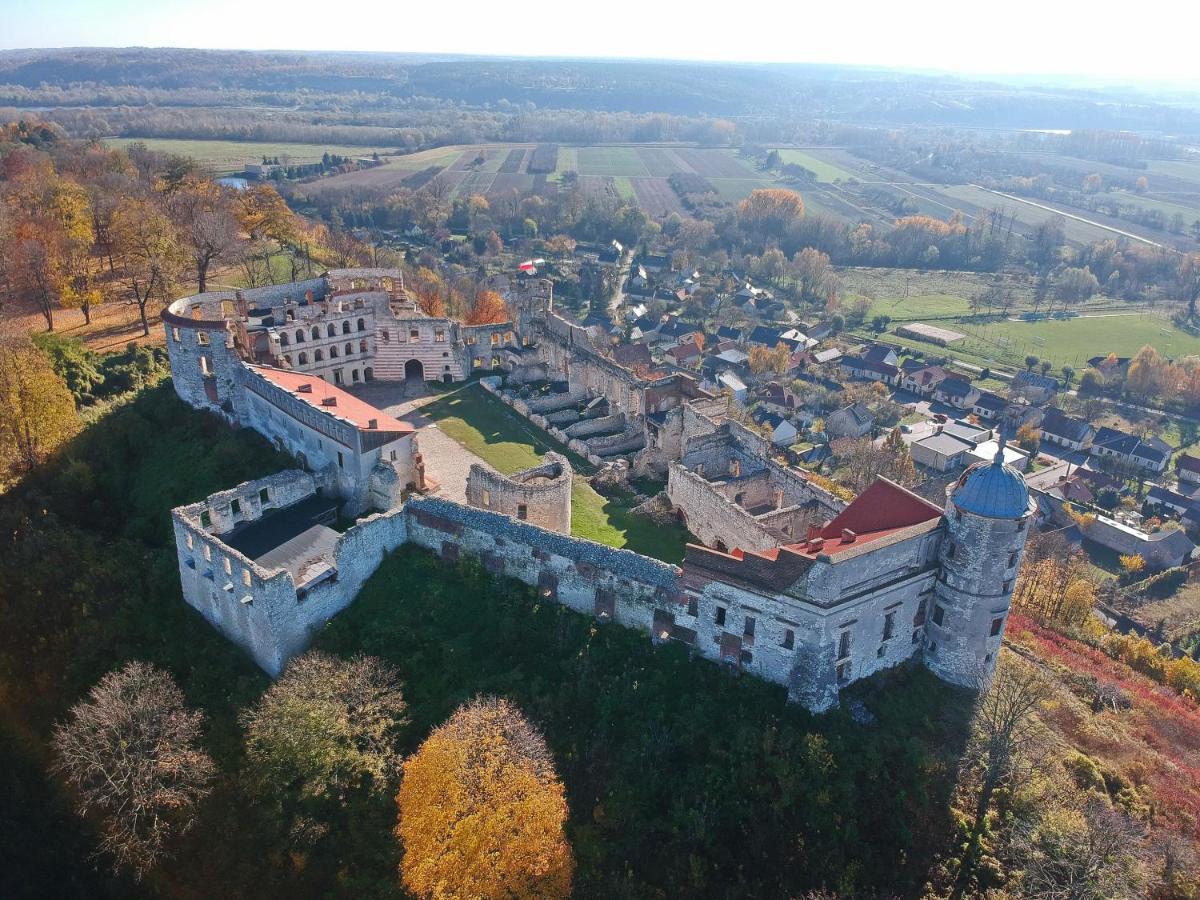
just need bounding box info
[169,181,242,292]
[951,654,1050,899]
[51,661,215,878]
[1011,796,1148,899]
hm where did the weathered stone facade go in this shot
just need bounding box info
[168,270,1030,711]
[172,470,410,676]
[667,421,844,552]
[465,452,573,534]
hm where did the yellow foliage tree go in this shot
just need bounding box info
[0,333,80,477]
[1119,554,1146,576]
[396,697,573,900]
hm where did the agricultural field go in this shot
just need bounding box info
[105,137,402,174]
[297,141,794,217]
[772,148,857,182]
[1146,158,1200,185]
[631,177,685,215]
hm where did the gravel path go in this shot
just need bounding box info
[350,381,494,503]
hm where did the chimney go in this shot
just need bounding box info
[367,418,378,429]
[808,537,825,552]
[296,383,313,394]
[305,290,314,303]
[321,397,337,407]
[841,528,857,543]
[806,523,822,541]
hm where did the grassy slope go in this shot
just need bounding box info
[316,546,971,898]
[0,375,970,898]
[423,385,691,563]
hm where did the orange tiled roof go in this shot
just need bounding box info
[247,365,414,434]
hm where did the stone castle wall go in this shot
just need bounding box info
[173,471,410,676]
[465,453,573,534]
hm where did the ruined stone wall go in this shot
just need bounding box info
[927,501,1030,687]
[403,497,678,636]
[668,466,758,551]
[173,471,409,676]
[176,470,319,536]
[163,303,242,419]
[465,453,573,534]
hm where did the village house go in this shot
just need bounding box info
[971,392,1008,422]
[753,409,800,446]
[1147,484,1194,517]
[1090,426,1170,474]
[1177,454,1200,486]
[1037,408,1095,452]
[900,364,950,397]
[1011,370,1060,404]
[840,346,899,386]
[932,377,980,410]
[665,341,703,368]
[825,402,875,439]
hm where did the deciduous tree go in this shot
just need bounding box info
[51,661,214,878]
[396,696,573,900]
[466,289,510,326]
[112,197,186,335]
[241,651,407,801]
[0,331,80,476]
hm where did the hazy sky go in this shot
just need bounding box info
[4,0,1199,83]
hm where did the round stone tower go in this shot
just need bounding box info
[162,294,243,419]
[925,441,1033,687]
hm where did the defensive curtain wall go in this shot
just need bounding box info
[465,452,573,534]
[177,469,987,711]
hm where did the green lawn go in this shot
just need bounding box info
[105,137,400,174]
[773,149,857,183]
[423,385,692,563]
[612,175,638,202]
[861,292,973,322]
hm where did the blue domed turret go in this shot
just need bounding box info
[951,441,1029,519]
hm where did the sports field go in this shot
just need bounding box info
[947,314,1200,371]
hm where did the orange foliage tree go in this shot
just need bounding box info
[736,188,805,234]
[466,289,510,326]
[396,696,573,899]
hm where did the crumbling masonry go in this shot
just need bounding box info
[167,267,1031,710]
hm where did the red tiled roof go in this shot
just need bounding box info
[667,341,701,360]
[247,365,414,434]
[780,478,944,559]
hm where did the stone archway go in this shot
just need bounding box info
[404,359,424,382]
